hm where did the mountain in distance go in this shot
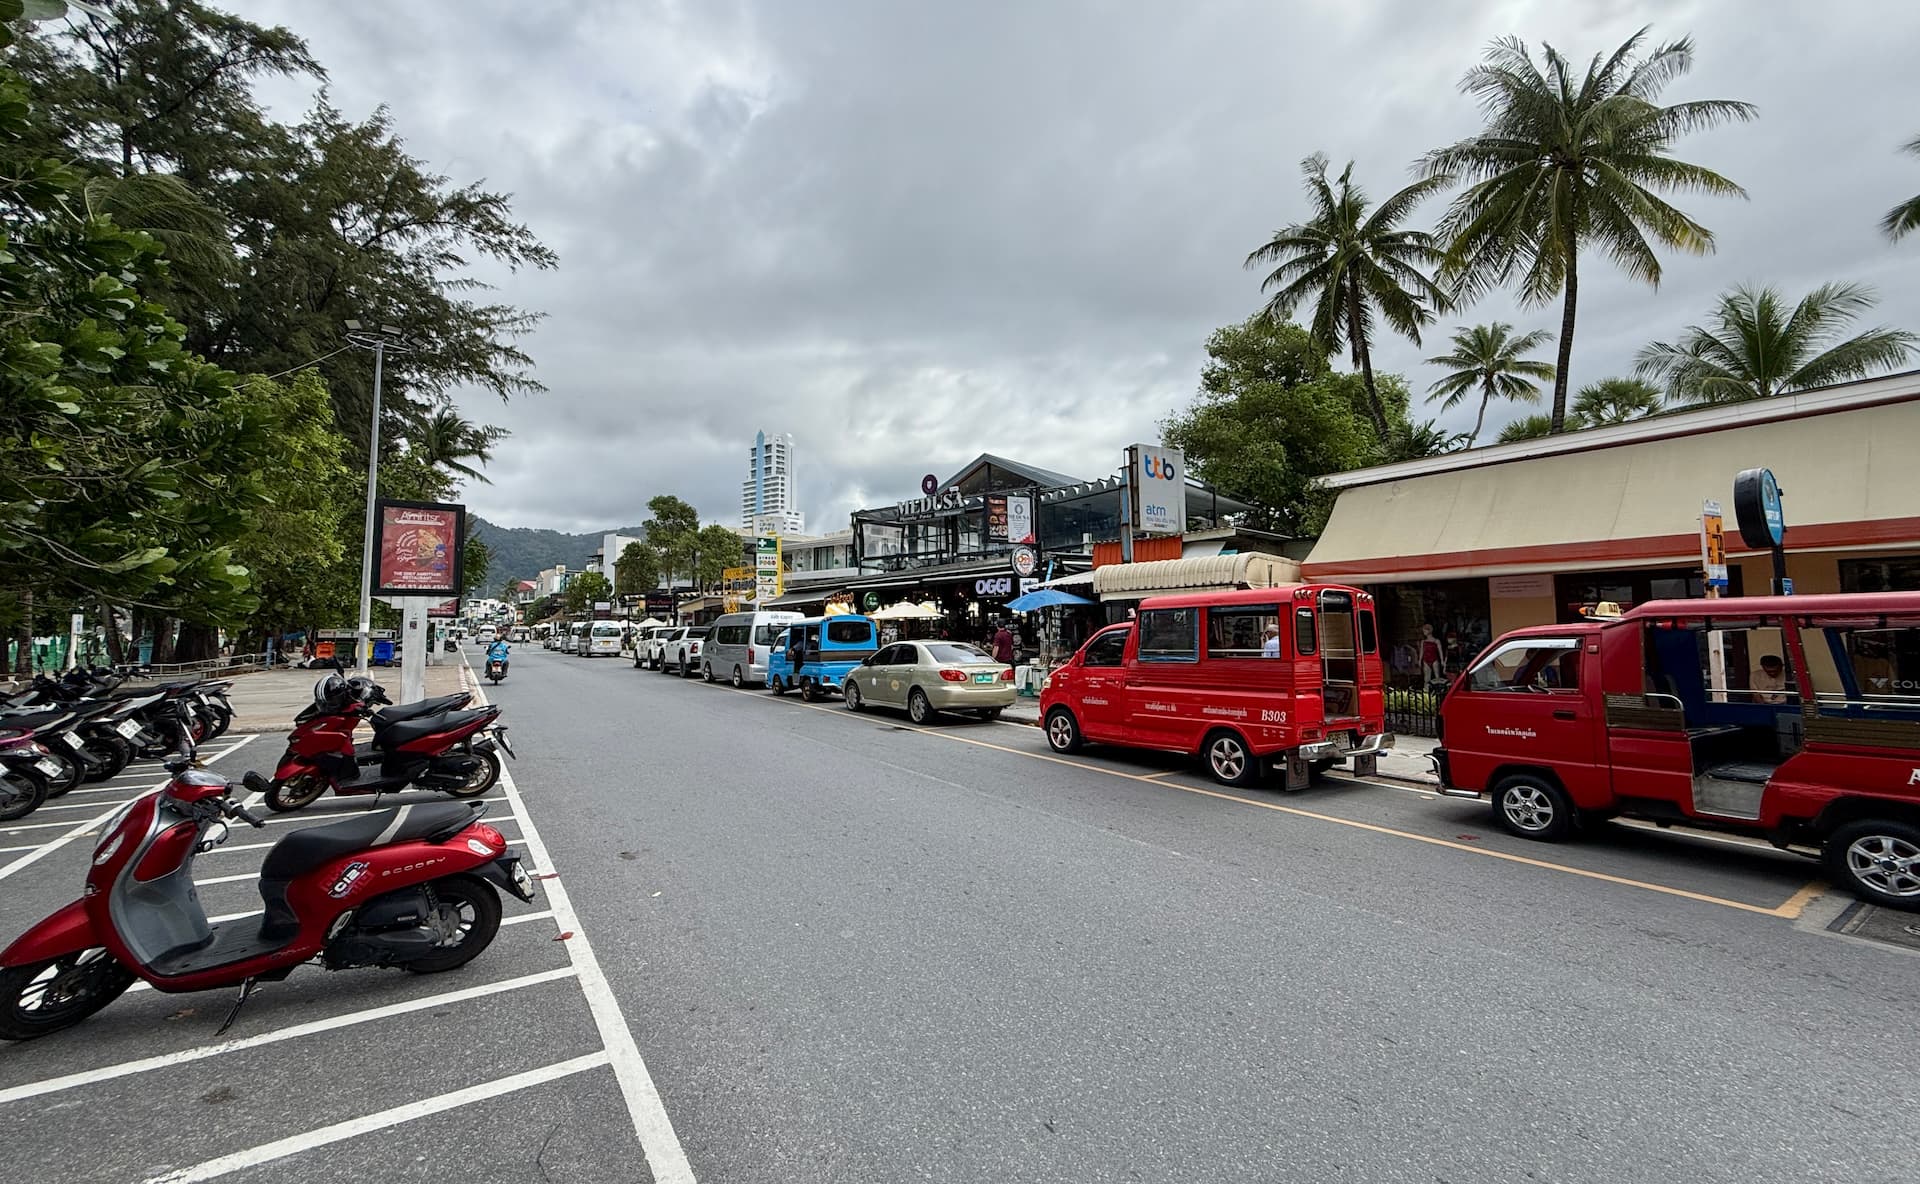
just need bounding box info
[469,514,648,588]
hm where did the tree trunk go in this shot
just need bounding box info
[1469,390,1490,450]
[1550,250,1578,433]
[1346,282,1391,443]
[175,622,218,664]
[101,600,125,665]
[150,617,178,666]
[12,590,30,677]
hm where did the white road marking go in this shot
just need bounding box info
[0,967,579,1105]
[0,736,257,882]
[464,661,696,1183]
[500,908,557,927]
[139,1051,611,1184]
[192,871,259,887]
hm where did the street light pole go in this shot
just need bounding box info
[346,321,411,678]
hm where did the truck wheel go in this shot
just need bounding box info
[1203,730,1258,787]
[702,662,716,683]
[731,666,745,688]
[800,678,819,703]
[1825,819,1920,910]
[1044,708,1082,753]
[1492,774,1576,841]
[770,675,787,696]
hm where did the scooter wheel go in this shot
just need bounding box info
[445,749,502,798]
[80,737,132,781]
[265,774,328,813]
[41,752,83,799]
[0,767,49,822]
[404,875,502,975]
[0,948,134,1041]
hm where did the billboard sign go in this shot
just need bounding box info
[1005,493,1035,545]
[427,599,460,619]
[645,592,676,618]
[370,500,465,598]
[1129,444,1186,536]
[755,535,783,604]
[986,495,1009,542]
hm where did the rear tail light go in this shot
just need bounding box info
[939,669,968,683]
[747,646,756,663]
[999,668,1015,681]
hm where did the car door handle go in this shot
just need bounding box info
[1553,709,1577,721]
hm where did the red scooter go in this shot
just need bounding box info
[0,744,536,1040]
[265,675,511,813]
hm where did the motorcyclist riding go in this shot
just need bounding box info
[486,638,510,675]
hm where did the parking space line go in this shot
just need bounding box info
[0,967,579,1105]
[501,908,557,927]
[464,662,696,1183]
[0,736,257,883]
[722,686,1813,919]
[140,1051,611,1184]
[193,871,259,887]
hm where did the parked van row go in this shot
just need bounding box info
[539,621,624,656]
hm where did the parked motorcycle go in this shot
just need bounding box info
[263,675,511,813]
[0,733,56,821]
[0,738,536,1040]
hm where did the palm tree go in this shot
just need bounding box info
[1422,322,1555,447]
[1635,283,1918,405]
[1884,135,1920,241]
[411,408,507,484]
[1246,154,1453,441]
[1570,377,1663,425]
[1422,28,1755,433]
[1496,414,1557,443]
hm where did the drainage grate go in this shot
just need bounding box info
[1829,901,1920,953]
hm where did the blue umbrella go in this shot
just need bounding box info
[1007,588,1096,613]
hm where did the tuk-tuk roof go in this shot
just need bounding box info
[1138,583,1369,612]
[1625,590,1920,623]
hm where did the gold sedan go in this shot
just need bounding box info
[841,640,1015,723]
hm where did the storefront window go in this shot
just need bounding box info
[1553,566,1721,623]
[1839,557,1920,593]
[1371,579,1492,689]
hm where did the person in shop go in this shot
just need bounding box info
[993,622,1015,665]
[1262,624,1281,658]
[1752,655,1792,704]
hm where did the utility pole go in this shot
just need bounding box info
[345,321,411,676]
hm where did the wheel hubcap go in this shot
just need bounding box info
[1846,835,1920,897]
[1503,786,1554,831]
[1049,717,1073,748]
[1211,739,1245,780]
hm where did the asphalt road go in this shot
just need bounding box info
[1,643,1914,1183]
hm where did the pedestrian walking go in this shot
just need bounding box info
[993,623,1015,665]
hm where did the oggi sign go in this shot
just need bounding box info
[974,576,1014,598]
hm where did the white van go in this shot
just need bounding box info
[586,620,623,657]
[702,610,805,686]
[475,625,497,646]
[566,622,588,654]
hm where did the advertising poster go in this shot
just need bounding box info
[427,599,460,619]
[1005,493,1035,545]
[1700,499,1729,588]
[1129,444,1186,536]
[986,495,1009,542]
[371,500,465,598]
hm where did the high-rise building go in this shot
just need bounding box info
[741,430,804,534]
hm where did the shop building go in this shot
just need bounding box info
[1302,371,1920,688]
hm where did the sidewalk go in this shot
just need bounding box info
[224,661,467,733]
[1000,696,1441,786]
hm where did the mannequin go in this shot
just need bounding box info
[1419,623,1445,687]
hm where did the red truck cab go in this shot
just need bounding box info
[1436,591,1920,910]
[1039,584,1392,788]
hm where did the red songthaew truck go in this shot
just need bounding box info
[1039,585,1392,788]
[1436,591,1920,909]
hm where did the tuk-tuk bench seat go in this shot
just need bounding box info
[1699,760,1775,785]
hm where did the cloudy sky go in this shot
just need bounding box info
[237,0,1920,535]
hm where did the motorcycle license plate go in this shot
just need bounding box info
[495,730,515,759]
[115,719,143,740]
[61,732,87,750]
[35,757,61,777]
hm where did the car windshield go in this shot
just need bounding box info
[924,643,990,664]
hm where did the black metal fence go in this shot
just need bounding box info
[1385,686,1441,738]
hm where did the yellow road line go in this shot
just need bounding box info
[721,687,1817,919]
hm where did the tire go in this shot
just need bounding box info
[702,662,716,684]
[79,737,132,782]
[681,658,698,679]
[800,679,819,703]
[265,773,328,813]
[0,767,49,821]
[403,875,502,974]
[844,681,864,712]
[1203,730,1258,787]
[908,689,934,725]
[203,706,233,741]
[1825,819,1920,910]
[41,752,82,799]
[770,675,787,696]
[444,749,502,798]
[979,707,1003,721]
[1044,708,1082,753]
[731,666,745,688]
[0,948,134,1041]
[1492,773,1577,841]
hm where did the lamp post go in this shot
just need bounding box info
[345,320,411,676]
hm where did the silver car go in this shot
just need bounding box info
[842,640,1015,723]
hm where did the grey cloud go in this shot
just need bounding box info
[238,0,1920,529]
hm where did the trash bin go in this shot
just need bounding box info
[373,639,396,666]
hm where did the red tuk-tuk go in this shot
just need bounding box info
[1435,591,1920,909]
[1039,585,1392,788]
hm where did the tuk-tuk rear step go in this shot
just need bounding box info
[1690,776,1766,821]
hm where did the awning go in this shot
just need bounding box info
[1093,553,1301,601]
[1034,570,1095,590]
[1303,398,1920,584]
[763,589,832,608]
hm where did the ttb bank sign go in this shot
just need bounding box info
[1129,443,1186,536]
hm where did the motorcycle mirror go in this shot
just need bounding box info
[241,770,270,794]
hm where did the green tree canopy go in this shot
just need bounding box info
[1883,134,1920,242]
[1423,322,1555,448]
[1569,377,1663,426]
[563,571,612,616]
[1496,414,1557,443]
[1634,283,1918,405]
[1245,154,1451,441]
[1422,27,1755,432]
[693,525,745,592]
[1162,318,1395,536]
[613,541,657,599]
[643,495,700,585]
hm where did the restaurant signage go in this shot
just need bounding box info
[370,500,465,598]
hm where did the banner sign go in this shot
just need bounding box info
[427,599,459,619]
[1129,444,1186,536]
[1005,493,1035,545]
[370,500,465,598]
[645,592,676,618]
[755,535,783,604]
[986,495,1009,542]
[1700,499,1728,588]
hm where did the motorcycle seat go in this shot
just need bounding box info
[372,693,472,730]
[377,708,492,749]
[260,801,483,882]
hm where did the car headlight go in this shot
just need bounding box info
[1041,675,1052,691]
